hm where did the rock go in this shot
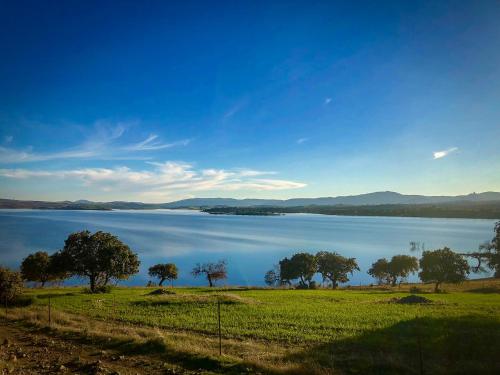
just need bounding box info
[59,364,67,372]
[9,354,17,362]
[118,355,125,360]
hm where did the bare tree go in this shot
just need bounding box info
[191,260,227,287]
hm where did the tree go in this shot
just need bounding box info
[0,267,23,304]
[191,260,227,287]
[20,251,53,287]
[316,251,359,288]
[58,230,140,293]
[148,263,178,287]
[264,265,280,286]
[465,221,500,277]
[47,251,71,284]
[278,257,295,285]
[419,247,470,292]
[387,255,419,286]
[284,252,317,288]
[368,258,391,285]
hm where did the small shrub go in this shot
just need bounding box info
[83,285,113,294]
[0,266,23,304]
[409,286,423,294]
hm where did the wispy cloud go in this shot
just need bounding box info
[324,97,332,105]
[124,134,190,151]
[433,147,458,159]
[296,137,309,144]
[0,162,306,200]
[223,100,247,119]
[0,124,189,163]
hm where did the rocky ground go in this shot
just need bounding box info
[0,320,199,375]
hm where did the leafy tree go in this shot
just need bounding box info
[20,251,53,287]
[279,252,317,288]
[191,260,227,287]
[148,263,178,287]
[316,251,359,288]
[47,251,71,284]
[368,258,391,285]
[278,257,294,285]
[58,230,140,293]
[419,247,470,292]
[0,266,23,304]
[387,255,419,286]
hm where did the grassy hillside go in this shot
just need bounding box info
[2,279,499,374]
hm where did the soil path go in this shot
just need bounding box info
[0,319,198,374]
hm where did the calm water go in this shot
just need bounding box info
[0,209,496,286]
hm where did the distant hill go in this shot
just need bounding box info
[163,191,500,208]
[1,191,500,211]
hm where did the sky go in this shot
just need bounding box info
[0,0,499,203]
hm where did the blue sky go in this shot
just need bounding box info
[0,0,499,202]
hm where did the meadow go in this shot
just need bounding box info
[2,279,500,374]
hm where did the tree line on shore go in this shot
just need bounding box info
[0,221,499,303]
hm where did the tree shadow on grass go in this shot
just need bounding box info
[467,287,500,294]
[36,292,77,299]
[287,315,500,374]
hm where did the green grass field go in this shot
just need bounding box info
[5,280,500,374]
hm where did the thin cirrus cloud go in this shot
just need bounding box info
[0,162,306,200]
[433,147,458,159]
[124,134,191,151]
[0,130,189,164]
[296,137,309,145]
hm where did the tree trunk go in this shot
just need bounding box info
[41,281,46,288]
[90,275,96,293]
[434,282,441,293]
[331,278,338,289]
[391,277,397,287]
[159,278,165,287]
[207,274,213,287]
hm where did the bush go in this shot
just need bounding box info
[0,266,23,304]
[83,285,113,294]
[409,286,423,294]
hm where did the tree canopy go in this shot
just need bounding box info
[387,255,419,286]
[148,263,178,286]
[279,252,317,288]
[419,247,470,292]
[20,251,53,287]
[191,260,227,287]
[316,251,359,288]
[367,258,391,285]
[58,230,140,293]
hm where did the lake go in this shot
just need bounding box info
[0,209,496,286]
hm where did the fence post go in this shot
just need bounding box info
[48,296,52,328]
[217,298,222,356]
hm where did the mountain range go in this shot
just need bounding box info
[1,191,500,210]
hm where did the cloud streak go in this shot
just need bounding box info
[124,134,191,151]
[433,147,458,159]
[0,126,189,163]
[0,162,306,200]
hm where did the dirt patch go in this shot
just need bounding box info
[0,319,200,374]
[148,288,176,296]
[391,295,433,304]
